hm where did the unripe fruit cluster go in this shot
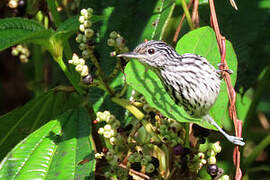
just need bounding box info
[75,8,95,59]
[187,152,207,173]
[96,111,121,145]
[68,53,89,77]
[206,142,222,165]
[11,44,30,63]
[128,153,156,174]
[107,31,129,53]
[159,118,184,147]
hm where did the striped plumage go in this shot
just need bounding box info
[117,40,244,146]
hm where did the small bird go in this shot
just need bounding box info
[117,40,245,146]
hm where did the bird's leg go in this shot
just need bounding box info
[203,114,245,146]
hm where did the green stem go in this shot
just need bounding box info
[244,66,270,133]
[111,97,144,120]
[244,133,270,168]
[32,45,44,96]
[56,57,84,96]
[46,0,62,27]
[181,0,194,30]
[107,57,122,82]
[184,123,190,148]
[89,51,115,96]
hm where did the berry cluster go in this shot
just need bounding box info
[69,8,96,81]
[11,44,30,63]
[68,53,89,77]
[199,142,230,179]
[96,111,121,145]
[107,31,129,56]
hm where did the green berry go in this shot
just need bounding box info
[80,9,88,16]
[79,24,85,32]
[79,43,87,50]
[145,163,155,173]
[80,65,89,77]
[110,137,116,145]
[109,31,118,39]
[87,8,93,14]
[11,48,19,56]
[98,127,104,135]
[19,54,28,63]
[84,20,92,28]
[116,36,125,48]
[84,29,94,38]
[75,64,83,72]
[107,38,115,47]
[212,142,222,154]
[82,50,90,58]
[76,34,83,43]
[208,156,216,164]
[79,16,85,24]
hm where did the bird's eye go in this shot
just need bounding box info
[148,48,155,55]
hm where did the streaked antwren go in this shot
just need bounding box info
[117,40,244,146]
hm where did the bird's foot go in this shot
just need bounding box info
[226,135,245,146]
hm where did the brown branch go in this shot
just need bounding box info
[173,0,194,43]
[192,0,199,28]
[208,0,243,179]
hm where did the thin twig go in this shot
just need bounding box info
[208,0,243,179]
[173,0,194,43]
[191,0,199,28]
[119,163,150,180]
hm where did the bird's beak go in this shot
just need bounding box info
[117,52,144,59]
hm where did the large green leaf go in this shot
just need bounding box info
[0,89,82,159]
[0,108,95,179]
[125,26,238,130]
[176,26,238,129]
[0,18,53,51]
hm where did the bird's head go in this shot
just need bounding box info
[117,40,179,69]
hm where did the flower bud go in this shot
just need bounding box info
[109,31,118,39]
[80,65,89,77]
[79,16,85,24]
[82,50,90,58]
[98,127,104,135]
[75,64,83,72]
[107,38,115,47]
[208,156,216,164]
[212,142,222,153]
[79,24,85,32]
[84,20,92,28]
[79,43,87,50]
[80,9,88,16]
[84,28,94,38]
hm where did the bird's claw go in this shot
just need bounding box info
[227,135,245,146]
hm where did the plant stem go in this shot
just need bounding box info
[180,0,194,30]
[111,97,144,120]
[89,51,115,96]
[244,133,270,169]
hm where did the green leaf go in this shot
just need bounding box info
[0,18,53,51]
[0,108,95,179]
[176,26,238,129]
[125,26,238,130]
[140,0,176,40]
[0,89,82,159]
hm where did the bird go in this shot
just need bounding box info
[117,40,245,146]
